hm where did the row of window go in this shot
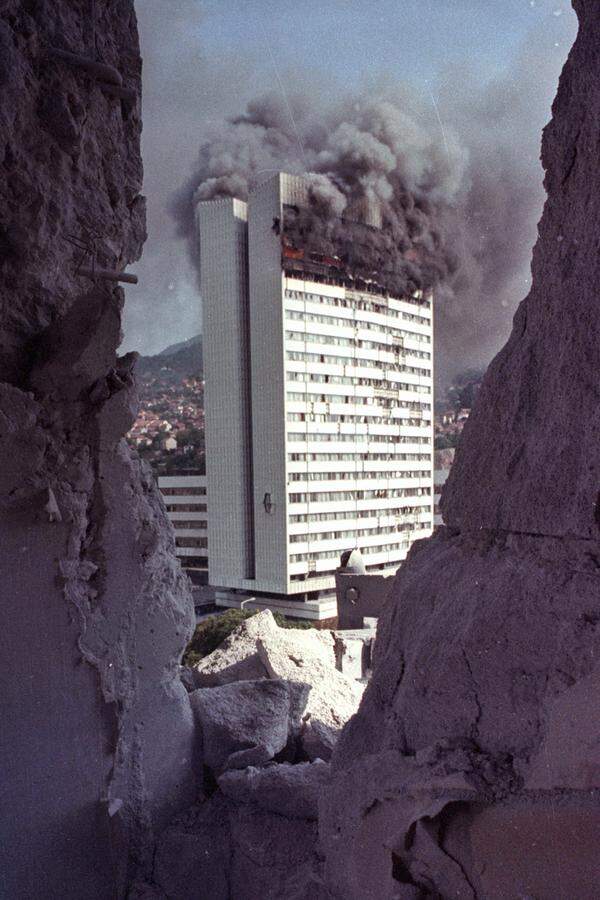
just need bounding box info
[290,570,337,582]
[287,412,430,426]
[288,469,430,482]
[171,521,207,530]
[175,537,208,549]
[165,503,207,513]
[287,432,431,445]
[161,487,206,497]
[178,557,208,568]
[286,351,432,387]
[288,452,430,463]
[289,505,429,524]
[286,391,431,410]
[289,522,425,543]
[284,289,431,319]
[284,308,432,347]
[290,554,405,581]
[289,536,429,564]
[285,331,431,364]
[286,332,432,365]
[286,371,433,400]
[289,560,398,582]
[289,486,432,503]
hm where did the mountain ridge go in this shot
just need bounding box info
[136,333,203,377]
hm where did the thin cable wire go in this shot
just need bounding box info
[427,84,450,163]
[257,18,308,171]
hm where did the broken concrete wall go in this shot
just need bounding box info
[321,3,600,897]
[154,788,329,900]
[0,3,195,897]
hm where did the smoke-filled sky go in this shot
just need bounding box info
[124,0,577,385]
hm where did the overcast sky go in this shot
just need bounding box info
[122,0,577,360]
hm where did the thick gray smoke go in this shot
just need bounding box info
[171,20,575,387]
[173,91,466,299]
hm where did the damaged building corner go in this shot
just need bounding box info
[0,3,195,898]
[2,1,600,899]
[321,1,600,897]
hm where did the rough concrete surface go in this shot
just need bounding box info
[191,608,274,686]
[257,626,364,761]
[190,678,309,773]
[192,608,337,687]
[321,3,600,898]
[0,3,195,897]
[218,760,330,820]
[154,793,328,900]
[153,795,232,900]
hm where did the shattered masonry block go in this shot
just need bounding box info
[256,629,363,761]
[190,679,309,773]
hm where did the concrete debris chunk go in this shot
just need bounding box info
[191,608,337,687]
[190,678,309,773]
[191,609,276,687]
[190,610,363,763]
[218,760,330,820]
[178,665,197,694]
[256,629,363,761]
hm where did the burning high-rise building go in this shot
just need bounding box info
[198,173,434,620]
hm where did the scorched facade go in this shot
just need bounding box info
[197,173,434,619]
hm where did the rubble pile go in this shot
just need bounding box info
[149,611,365,897]
[320,3,600,897]
[192,609,374,685]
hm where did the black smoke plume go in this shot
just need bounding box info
[172,92,465,300]
[170,21,575,386]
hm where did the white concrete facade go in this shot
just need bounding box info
[197,198,255,586]
[197,173,434,616]
[158,474,208,571]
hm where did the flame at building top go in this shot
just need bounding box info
[278,196,442,301]
[265,172,442,302]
